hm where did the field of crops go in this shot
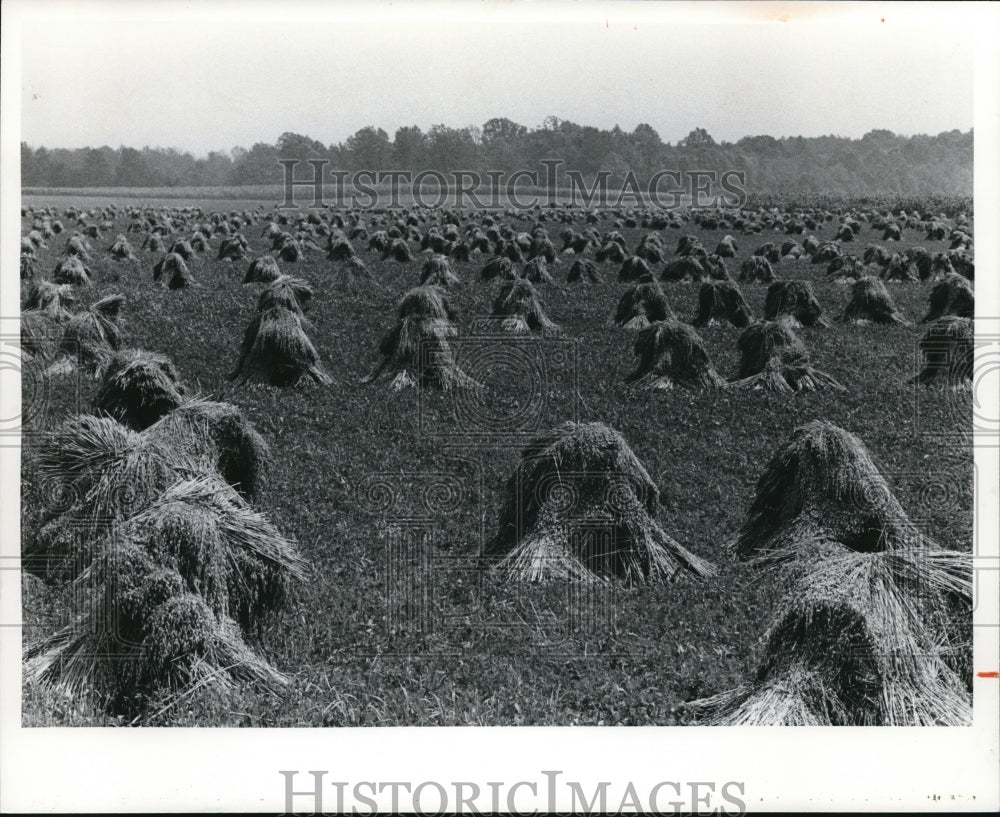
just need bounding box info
[19,195,973,726]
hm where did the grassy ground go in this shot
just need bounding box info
[20,201,973,725]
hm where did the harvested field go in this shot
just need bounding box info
[20,195,974,726]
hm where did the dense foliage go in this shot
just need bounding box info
[22,122,973,196]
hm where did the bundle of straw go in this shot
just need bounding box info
[488,422,717,583]
[625,320,726,390]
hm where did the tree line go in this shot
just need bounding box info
[21,119,973,197]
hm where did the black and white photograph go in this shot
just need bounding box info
[2,0,998,812]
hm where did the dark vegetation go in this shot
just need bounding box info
[22,124,973,198]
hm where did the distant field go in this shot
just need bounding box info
[19,198,973,726]
[23,192,283,212]
[23,183,700,212]
[23,185,284,199]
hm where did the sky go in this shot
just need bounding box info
[15,1,976,156]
